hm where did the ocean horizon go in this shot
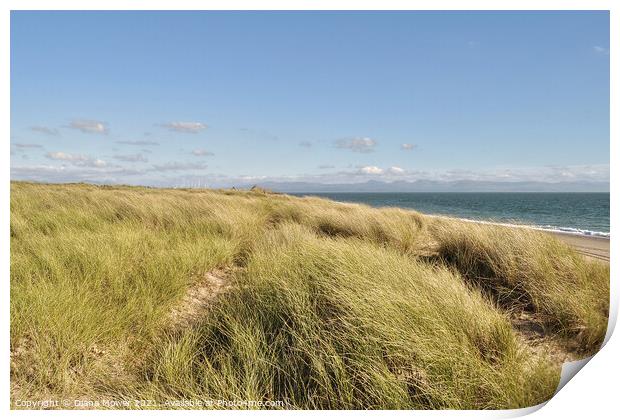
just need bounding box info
[291,192,610,238]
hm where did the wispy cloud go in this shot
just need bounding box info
[543,164,610,183]
[593,45,609,55]
[11,163,609,189]
[46,151,88,162]
[30,125,59,136]
[333,163,608,184]
[151,161,208,172]
[299,141,312,148]
[46,151,107,167]
[358,165,384,175]
[191,149,214,156]
[68,119,109,134]
[162,121,208,133]
[334,137,377,153]
[116,140,160,146]
[318,164,335,169]
[13,143,43,149]
[434,164,610,183]
[401,143,416,151]
[11,164,146,184]
[113,153,148,163]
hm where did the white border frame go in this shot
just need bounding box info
[2,2,616,419]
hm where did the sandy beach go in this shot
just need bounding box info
[553,232,610,262]
[430,214,610,262]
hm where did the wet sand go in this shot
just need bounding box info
[552,232,610,262]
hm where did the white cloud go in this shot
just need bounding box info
[46,151,107,167]
[358,166,384,175]
[68,119,109,134]
[191,149,214,156]
[593,45,609,55]
[113,154,148,163]
[163,121,208,133]
[354,166,404,176]
[387,166,405,174]
[401,143,416,150]
[13,143,43,149]
[299,141,312,148]
[30,126,59,136]
[334,137,377,153]
[318,164,335,169]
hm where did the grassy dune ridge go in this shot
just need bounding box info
[10,182,609,409]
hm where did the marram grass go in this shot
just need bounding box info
[10,182,609,409]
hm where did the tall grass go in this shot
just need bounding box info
[10,182,608,409]
[144,224,558,409]
[10,183,265,400]
[431,220,609,352]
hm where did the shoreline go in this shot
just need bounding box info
[296,192,610,239]
[429,214,610,262]
[298,191,611,262]
[447,216,609,239]
[302,192,609,238]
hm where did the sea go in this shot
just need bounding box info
[290,192,610,238]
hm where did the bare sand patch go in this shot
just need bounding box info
[167,269,231,330]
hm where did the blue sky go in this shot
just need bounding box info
[10,11,609,187]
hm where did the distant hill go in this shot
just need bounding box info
[239,179,610,193]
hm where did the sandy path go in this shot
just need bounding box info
[167,270,230,330]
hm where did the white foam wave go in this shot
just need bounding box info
[535,225,610,238]
[433,216,610,238]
